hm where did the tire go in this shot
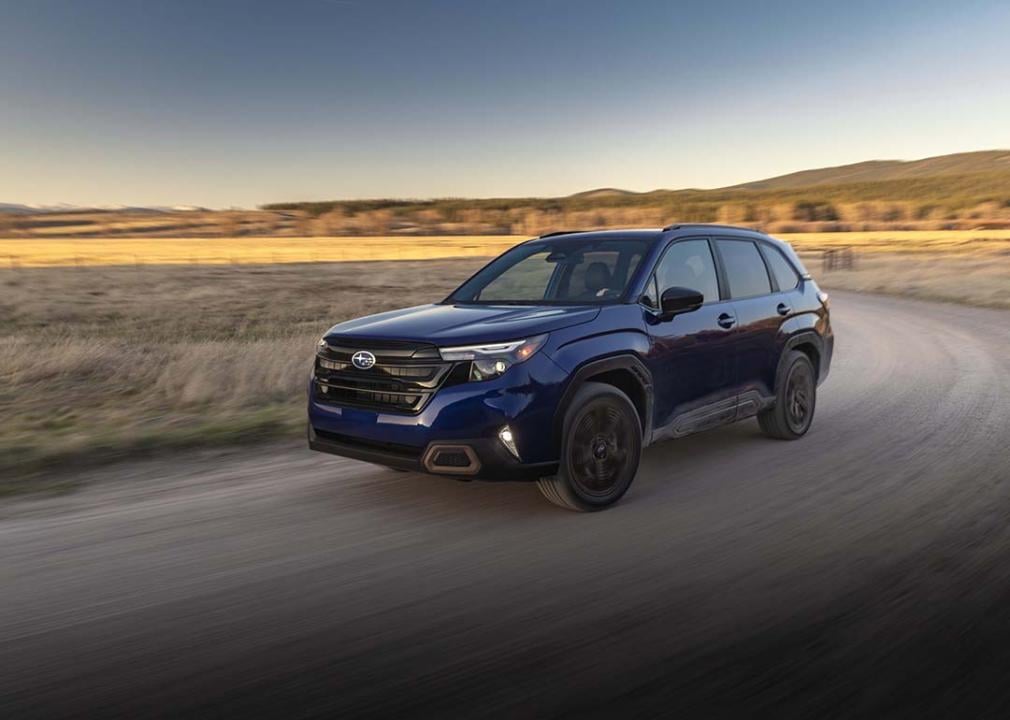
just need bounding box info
[537,382,642,512]
[758,350,817,440]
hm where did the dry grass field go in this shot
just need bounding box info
[803,253,1010,309]
[0,235,520,267]
[4,230,1010,267]
[1,260,481,486]
[2,231,1007,489]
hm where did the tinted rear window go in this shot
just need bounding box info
[760,244,801,290]
[716,239,771,299]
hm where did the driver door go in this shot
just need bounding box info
[642,237,739,438]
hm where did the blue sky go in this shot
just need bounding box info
[2,0,1009,207]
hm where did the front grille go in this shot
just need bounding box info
[314,338,454,413]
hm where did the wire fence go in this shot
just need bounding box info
[822,247,858,272]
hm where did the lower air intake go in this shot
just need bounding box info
[422,444,481,475]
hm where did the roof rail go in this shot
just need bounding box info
[663,222,765,233]
[538,229,587,238]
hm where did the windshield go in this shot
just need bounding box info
[448,238,650,305]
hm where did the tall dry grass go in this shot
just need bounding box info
[1,260,482,483]
[3,230,1010,268]
[800,252,1010,309]
[0,235,520,268]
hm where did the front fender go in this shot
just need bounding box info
[547,334,654,452]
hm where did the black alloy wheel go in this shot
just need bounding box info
[758,350,817,440]
[537,382,642,511]
[784,360,814,434]
[568,399,638,499]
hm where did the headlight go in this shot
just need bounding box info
[439,334,549,381]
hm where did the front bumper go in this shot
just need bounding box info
[307,351,566,481]
[308,425,556,481]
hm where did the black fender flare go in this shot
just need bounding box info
[781,331,825,383]
[552,354,654,451]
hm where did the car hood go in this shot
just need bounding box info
[324,303,600,346]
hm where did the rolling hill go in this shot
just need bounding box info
[5,151,1010,237]
[731,150,1010,190]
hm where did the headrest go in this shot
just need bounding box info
[584,262,611,293]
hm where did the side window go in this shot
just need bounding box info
[654,239,721,304]
[716,239,772,299]
[760,244,801,291]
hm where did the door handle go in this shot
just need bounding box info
[717,313,736,329]
[776,303,791,316]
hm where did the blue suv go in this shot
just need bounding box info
[308,225,833,511]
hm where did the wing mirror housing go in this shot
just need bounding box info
[659,287,704,319]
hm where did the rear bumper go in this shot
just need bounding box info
[308,424,557,481]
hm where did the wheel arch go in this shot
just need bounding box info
[552,354,654,451]
[781,331,824,386]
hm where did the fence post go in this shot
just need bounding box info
[823,247,858,272]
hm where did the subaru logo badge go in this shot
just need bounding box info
[351,350,376,370]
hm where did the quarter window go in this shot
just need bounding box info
[716,239,772,299]
[654,239,721,304]
[760,244,801,291]
[640,274,659,308]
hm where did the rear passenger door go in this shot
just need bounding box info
[757,239,805,389]
[713,238,780,404]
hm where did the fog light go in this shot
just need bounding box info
[498,426,520,460]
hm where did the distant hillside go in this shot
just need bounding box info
[5,151,1010,238]
[732,150,1010,190]
[263,150,1010,218]
[567,188,638,200]
[258,150,1010,235]
[0,203,38,215]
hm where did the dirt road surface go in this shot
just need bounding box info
[3,292,1009,718]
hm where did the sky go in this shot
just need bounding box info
[2,0,1010,207]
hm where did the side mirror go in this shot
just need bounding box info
[659,287,704,318]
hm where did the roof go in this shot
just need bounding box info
[523,224,806,275]
[536,224,770,241]
[662,223,798,255]
[662,222,765,233]
[532,228,664,243]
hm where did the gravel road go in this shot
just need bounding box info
[2,292,1009,718]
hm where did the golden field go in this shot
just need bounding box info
[3,230,1010,268]
[0,235,520,267]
